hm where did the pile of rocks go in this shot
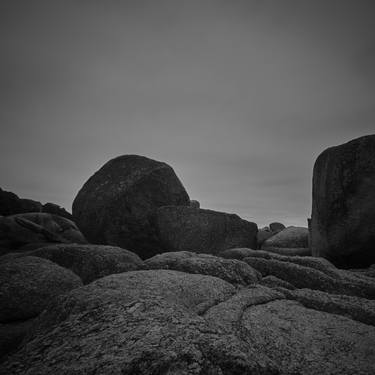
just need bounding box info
[0,135,374,374]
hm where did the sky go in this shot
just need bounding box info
[1,0,374,227]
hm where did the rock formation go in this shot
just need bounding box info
[154,206,258,254]
[72,155,190,259]
[311,135,375,267]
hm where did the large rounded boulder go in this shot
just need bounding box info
[261,226,309,253]
[0,256,82,322]
[311,135,375,267]
[154,206,258,254]
[72,155,190,259]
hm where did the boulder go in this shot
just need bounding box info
[154,206,257,255]
[0,188,42,216]
[0,256,82,322]
[72,155,190,259]
[145,251,260,285]
[261,226,309,250]
[269,222,285,232]
[189,199,200,208]
[7,244,144,284]
[311,135,375,268]
[256,227,274,248]
[0,213,87,252]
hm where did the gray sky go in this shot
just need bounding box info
[1,0,374,227]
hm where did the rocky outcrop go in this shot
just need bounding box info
[0,256,82,323]
[72,155,190,259]
[2,244,144,284]
[256,227,274,248]
[154,206,257,254]
[0,188,73,219]
[145,251,260,285]
[2,271,375,374]
[0,188,42,216]
[311,135,375,268]
[261,226,309,250]
[0,213,87,252]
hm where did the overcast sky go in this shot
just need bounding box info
[1,0,374,227]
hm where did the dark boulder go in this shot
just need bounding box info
[311,135,375,268]
[145,251,260,285]
[154,206,258,255]
[0,213,87,252]
[269,222,285,232]
[256,227,274,248]
[72,155,190,259]
[8,244,144,284]
[189,199,200,208]
[0,256,82,322]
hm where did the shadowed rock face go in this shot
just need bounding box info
[72,155,190,259]
[311,135,375,268]
[0,256,82,323]
[154,206,258,254]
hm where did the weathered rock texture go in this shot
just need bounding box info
[0,256,82,322]
[2,244,144,284]
[261,226,309,250]
[311,135,375,267]
[145,251,260,285]
[72,155,190,259]
[0,213,87,252]
[154,206,257,254]
[2,270,375,374]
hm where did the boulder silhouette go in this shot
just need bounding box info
[72,155,190,259]
[311,135,375,267]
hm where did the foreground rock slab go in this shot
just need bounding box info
[2,270,375,374]
[154,206,258,254]
[72,155,190,259]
